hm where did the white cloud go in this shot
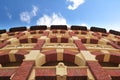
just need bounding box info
[36,13,67,26]
[106,24,120,32]
[81,23,87,26]
[20,5,38,23]
[67,0,85,10]
[4,6,12,19]
[31,5,38,16]
[7,12,12,19]
[4,6,8,11]
[20,12,31,23]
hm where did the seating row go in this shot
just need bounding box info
[96,51,120,64]
[35,68,87,80]
[106,69,120,80]
[0,68,17,80]
[50,36,69,43]
[0,50,28,65]
[0,25,119,36]
[42,49,77,64]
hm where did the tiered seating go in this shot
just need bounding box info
[60,30,66,34]
[115,35,120,39]
[87,61,111,80]
[91,32,102,39]
[61,37,68,43]
[95,51,120,64]
[63,49,77,63]
[109,38,120,46]
[38,30,44,34]
[50,36,57,43]
[91,51,102,56]
[12,61,35,80]
[0,29,6,34]
[15,50,29,62]
[29,30,44,36]
[90,27,107,33]
[118,41,120,46]
[111,37,120,46]
[92,31,109,38]
[95,53,106,62]
[43,49,57,62]
[107,41,120,49]
[9,26,27,32]
[0,39,5,44]
[73,30,88,35]
[14,32,25,38]
[51,30,67,35]
[50,25,67,30]
[109,52,120,64]
[0,25,120,80]
[90,37,99,44]
[80,37,87,43]
[0,33,9,40]
[70,25,87,31]
[0,50,27,65]
[69,32,75,36]
[74,31,100,44]
[0,41,10,48]
[80,37,99,44]
[81,30,88,34]
[109,29,120,36]
[67,68,87,80]
[7,32,16,36]
[102,33,109,36]
[106,69,120,80]
[42,31,49,36]
[19,37,38,43]
[31,37,38,43]
[0,51,10,65]
[19,37,28,43]
[52,30,58,33]
[35,68,56,80]
[30,25,47,30]
[0,68,17,80]
[50,36,69,43]
[74,30,79,34]
[30,30,37,34]
[29,30,44,35]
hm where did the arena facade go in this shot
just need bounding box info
[0,25,120,80]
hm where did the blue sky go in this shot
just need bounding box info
[0,0,120,31]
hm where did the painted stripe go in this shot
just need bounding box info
[9,50,18,62]
[56,49,64,61]
[104,54,110,62]
[57,36,61,43]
